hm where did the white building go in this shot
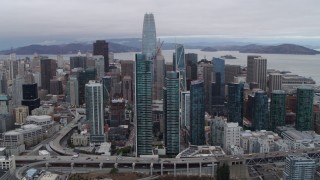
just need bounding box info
[211,117,241,154]
[26,115,57,137]
[0,155,16,174]
[280,127,320,150]
[240,130,283,154]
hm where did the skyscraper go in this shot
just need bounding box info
[66,76,79,107]
[142,13,156,61]
[247,56,267,91]
[296,86,314,131]
[284,155,315,180]
[122,76,133,104]
[102,76,112,106]
[181,91,190,129]
[227,83,244,126]
[40,59,57,92]
[164,71,180,156]
[225,65,242,84]
[21,83,40,114]
[211,58,225,115]
[85,81,105,143]
[251,90,269,130]
[268,73,282,94]
[269,90,286,131]
[135,54,153,156]
[174,44,186,91]
[93,40,109,73]
[190,80,205,145]
[153,42,165,100]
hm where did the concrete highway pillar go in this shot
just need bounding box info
[45,163,49,169]
[160,163,163,176]
[211,162,215,177]
[99,162,103,169]
[174,162,176,177]
[132,163,135,172]
[114,163,118,169]
[71,162,74,170]
[199,162,202,177]
[187,162,189,177]
[150,163,153,176]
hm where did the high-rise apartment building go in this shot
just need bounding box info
[247,56,267,91]
[251,90,269,130]
[142,13,157,61]
[40,59,57,93]
[13,106,29,125]
[93,40,109,73]
[164,71,180,156]
[181,91,190,128]
[135,54,153,156]
[269,73,282,94]
[284,155,315,180]
[227,83,244,126]
[269,90,286,131]
[66,76,79,107]
[85,81,105,143]
[296,86,314,131]
[190,80,205,145]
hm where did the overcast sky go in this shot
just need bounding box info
[1,0,320,49]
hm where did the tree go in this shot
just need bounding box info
[217,163,230,180]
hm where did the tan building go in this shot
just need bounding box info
[71,132,90,146]
[14,106,29,125]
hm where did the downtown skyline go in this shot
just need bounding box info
[1,0,320,49]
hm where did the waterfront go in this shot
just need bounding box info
[1,49,320,84]
[115,49,320,84]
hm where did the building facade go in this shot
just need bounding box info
[296,87,314,131]
[85,81,105,143]
[164,71,180,156]
[227,83,244,126]
[247,56,267,91]
[284,155,315,180]
[269,90,286,131]
[190,80,205,145]
[135,54,153,156]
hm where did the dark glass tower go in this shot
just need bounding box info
[164,71,180,156]
[296,86,314,131]
[227,83,244,126]
[185,53,198,90]
[251,90,269,130]
[21,83,40,114]
[269,90,286,131]
[40,59,57,92]
[135,54,153,156]
[211,58,225,116]
[93,40,109,73]
[190,80,205,145]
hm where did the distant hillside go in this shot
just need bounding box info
[202,44,320,55]
[0,42,140,55]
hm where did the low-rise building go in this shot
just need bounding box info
[13,106,29,125]
[71,131,90,146]
[240,130,282,154]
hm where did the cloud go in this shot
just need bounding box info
[0,0,320,48]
